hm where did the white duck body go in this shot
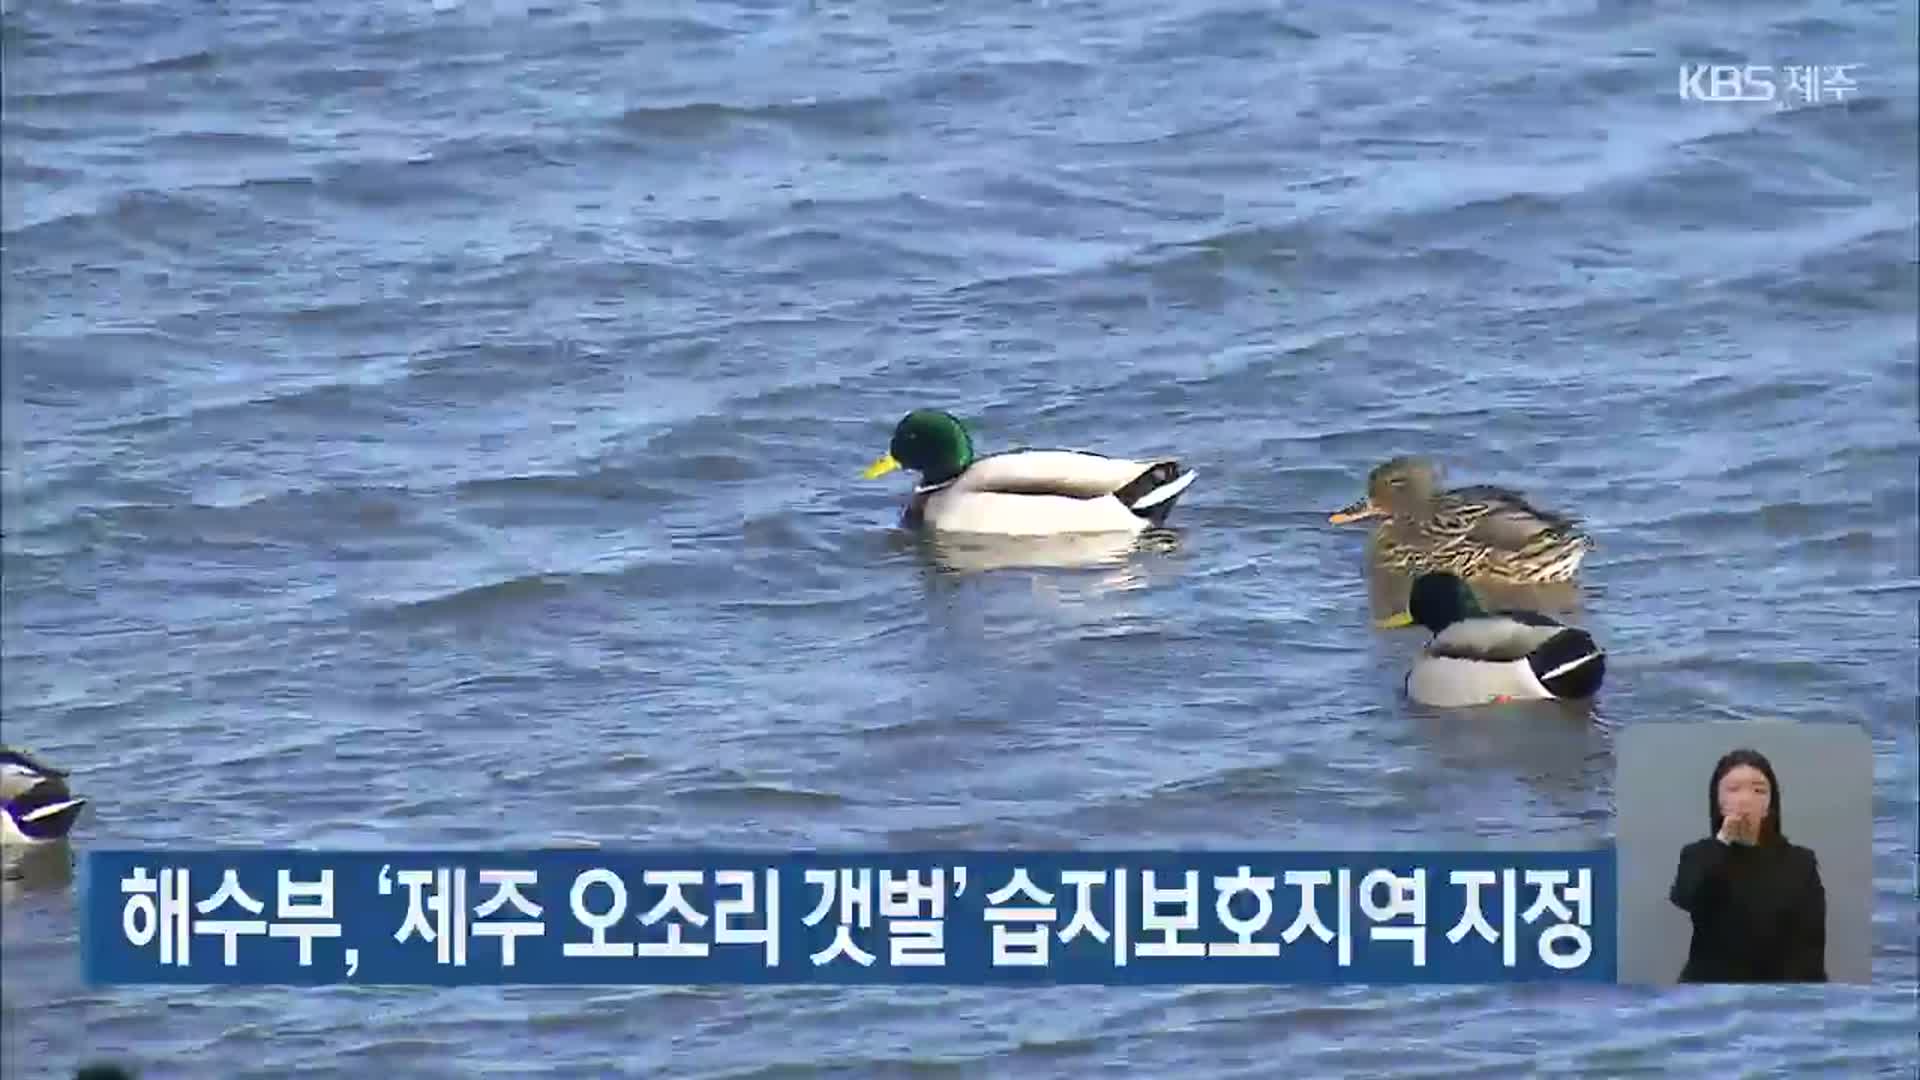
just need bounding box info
[0,748,88,848]
[1407,610,1606,708]
[907,449,1197,537]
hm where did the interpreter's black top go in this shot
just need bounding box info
[1668,836,1828,983]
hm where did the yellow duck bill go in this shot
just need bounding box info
[1328,497,1383,524]
[862,453,901,479]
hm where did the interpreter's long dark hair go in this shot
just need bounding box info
[1707,747,1786,845]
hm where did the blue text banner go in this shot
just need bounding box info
[82,849,1618,985]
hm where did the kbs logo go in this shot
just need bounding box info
[1678,63,1861,106]
[1677,64,1776,103]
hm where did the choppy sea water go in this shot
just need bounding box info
[3,0,1916,1076]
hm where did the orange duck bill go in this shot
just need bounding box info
[1328,497,1384,524]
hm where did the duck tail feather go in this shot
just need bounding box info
[1529,629,1606,699]
[21,797,85,825]
[1118,462,1197,523]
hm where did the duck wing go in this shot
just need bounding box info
[0,747,62,779]
[1441,485,1587,552]
[955,449,1184,501]
[0,748,63,803]
[1429,614,1568,663]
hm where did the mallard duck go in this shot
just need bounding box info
[1399,571,1606,707]
[862,409,1198,536]
[0,747,87,848]
[1328,456,1593,585]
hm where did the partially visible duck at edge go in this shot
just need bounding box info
[862,409,1198,537]
[1,747,87,849]
[1398,571,1607,708]
[1329,455,1593,586]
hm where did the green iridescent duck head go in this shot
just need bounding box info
[861,410,977,487]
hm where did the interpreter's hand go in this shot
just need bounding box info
[1719,813,1758,845]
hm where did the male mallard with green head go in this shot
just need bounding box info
[1401,571,1607,707]
[1329,456,1593,586]
[862,409,1198,537]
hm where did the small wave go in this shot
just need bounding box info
[439,132,579,169]
[452,469,675,507]
[670,784,848,811]
[1143,762,1297,803]
[613,93,894,141]
[1008,1032,1102,1058]
[368,573,574,621]
[94,482,421,535]
[633,411,775,478]
[716,1055,972,1080]
[903,57,1095,107]
[593,751,655,779]
[0,156,74,184]
[613,101,752,139]
[415,670,553,699]
[311,155,486,210]
[61,355,414,441]
[655,450,758,485]
[739,221,972,284]
[120,47,217,75]
[4,86,153,113]
[1680,374,1838,414]
[278,64,394,96]
[617,14,735,43]
[0,118,80,145]
[1640,500,1872,544]
[4,186,235,250]
[1066,111,1251,152]
[1127,6,1320,64]
[1740,223,1920,314]
[147,128,297,155]
[2,329,183,399]
[1360,190,1568,246]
